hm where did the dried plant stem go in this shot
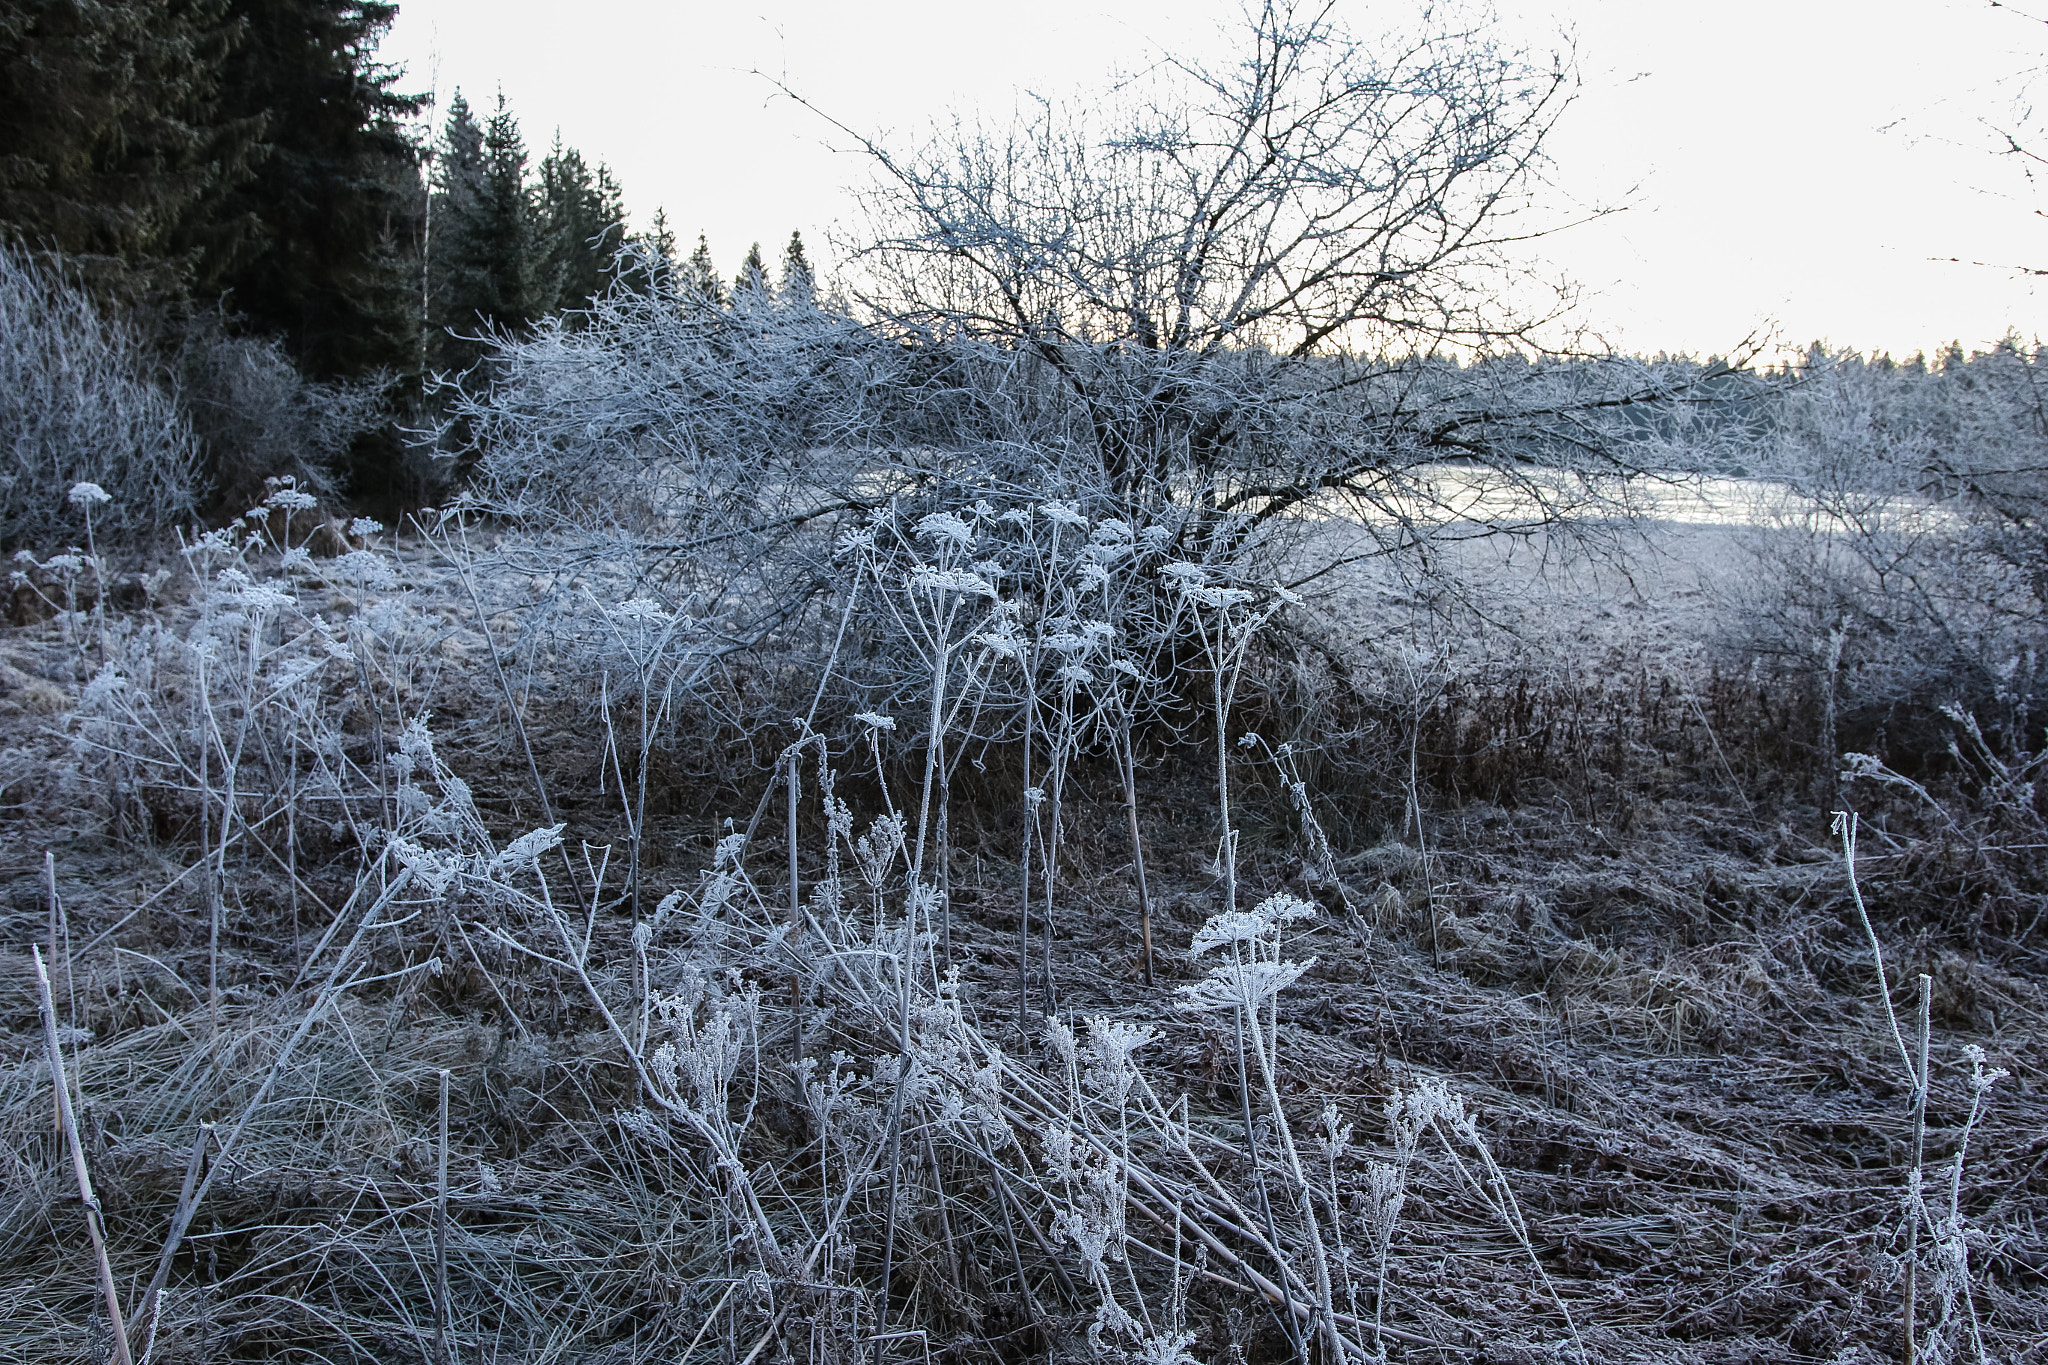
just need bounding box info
[286,739,300,957]
[937,772,952,969]
[135,1123,212,1362]
[1017,686,1037,1031]
[198,645,220,1070]
[45,851,77,1120]
[34,946,133,1365]
[1904,972,1931,1365]
[875,919,918,1355]
[788,745,805,1062]
[1835,810,1912,1073]
[445,518,582,901]
[1247,995,1343,1364]
[44,850,61,1011]
[434,1067,452,1365]
[1118,725,1154,985]
[1232,999,1304,1361]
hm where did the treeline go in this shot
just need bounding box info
[0,0,809,505]
[422,90,818,374]
[0,2,423,383]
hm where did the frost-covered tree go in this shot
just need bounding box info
[451,0,1750,633]
[823,0,1694,548]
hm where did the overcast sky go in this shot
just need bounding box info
[379,0,2047,360]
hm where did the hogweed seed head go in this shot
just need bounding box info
[1183,585,1254,610]
[915,512,976,548]
[1179,956,1314,1014]
[1040,501,1088,527]
[908,565,995,596]
[975,630,1026,661]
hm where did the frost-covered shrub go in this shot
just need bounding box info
[1741,343,2048,767]
[169,312,392,509]
[449,284,910,530]
[0,245,198,545]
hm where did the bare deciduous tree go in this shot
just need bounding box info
[821,0,1581,501]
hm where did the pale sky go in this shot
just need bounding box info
[379,0,2047,361]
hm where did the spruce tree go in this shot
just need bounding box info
[477,93,538,324]
[0,0,260,288]
[780,229,814,306]
[618,206,678,295]
[678,232,723,308]
[536,136,624,315]
[428,90,541,371]
[202,0,427,381]
[426,92,484,372]
[733,240,769,302]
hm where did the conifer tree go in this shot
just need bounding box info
[733,240,769,302]
[426,92,485,371]
[682,232,724,308]
[428,90,541,371]
[203,0,426,381]
[536,136,624,315]
[780,228,814,306]
[618,206,678,294]
[0,0,259,287]
[477,94,538,324]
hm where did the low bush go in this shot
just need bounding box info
[0,246,198,547]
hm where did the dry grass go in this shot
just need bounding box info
[2,506,2044,1365]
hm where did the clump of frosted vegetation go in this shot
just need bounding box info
[0,244,198,543]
